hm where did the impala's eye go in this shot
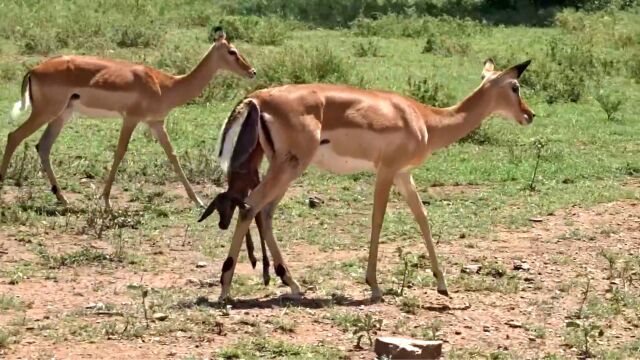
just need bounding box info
[228,49,237,56]
[512,83,520,94]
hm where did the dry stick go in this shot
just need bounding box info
[529,141,544,191]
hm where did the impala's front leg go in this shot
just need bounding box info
[394,172,449,296]
[219,161,302,301]
[365,169,395,302]
[148,122,204,208]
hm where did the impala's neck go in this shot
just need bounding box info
[166,46,220,108]
[423,85,494,151]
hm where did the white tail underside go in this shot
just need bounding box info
[9,83,31,122]
[217,102,250,174]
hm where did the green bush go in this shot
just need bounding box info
[211,16,301,46]
[353,39,382,57]
[406,77,454,108]
[257,44,368,87]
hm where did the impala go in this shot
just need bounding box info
[202,58,535,302]
[1,27,255,208]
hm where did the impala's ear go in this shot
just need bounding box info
[505,59,532,79]
[213,26,226,42]
[198,196,220,222]
[481,58,495,80]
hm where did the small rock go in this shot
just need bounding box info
[196,261,208,268]
[528,336,537,342]
[483,325,491,332]
[24,339,36,344]
[462,264,482,274]
[565,320,581,328]
[513,260,531,271]
[528,217,543,222]
[454,330,462,335]
[186,278,200,285]
[168,350,177,357]
[153,313,169,321]
[374,337,442,359]
[308,196,324,209]
[505,321,522,328]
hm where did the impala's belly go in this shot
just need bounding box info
[73,103,122,118]
[311,146,376,174]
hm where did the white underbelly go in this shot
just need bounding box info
[311,146,376,175]
[73,103,122,119]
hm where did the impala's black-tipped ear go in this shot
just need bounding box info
[213,26,226,42]
[511,59,532,78]
[198,196,220,222]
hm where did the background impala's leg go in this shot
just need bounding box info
[148,121,203,207]
[394,172,449,296]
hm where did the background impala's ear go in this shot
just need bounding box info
[230,196,248,210]
[482,58,495,80]
[213,26,226,42]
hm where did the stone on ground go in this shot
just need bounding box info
[374,337,443,359]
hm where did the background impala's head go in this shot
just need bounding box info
[198,191,247,229]
[480,58,535,125]
[211,26,256,79]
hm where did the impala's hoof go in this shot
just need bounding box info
[437,288,450,297]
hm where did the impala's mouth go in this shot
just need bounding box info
[247,69,257,78]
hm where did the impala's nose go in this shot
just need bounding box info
[248,69,256,78]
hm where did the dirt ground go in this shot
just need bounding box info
[1,187,639,359]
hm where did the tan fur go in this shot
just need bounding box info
[216,60,535,301]
[1,31,255,208]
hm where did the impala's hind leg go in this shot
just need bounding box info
[36,107,73,205]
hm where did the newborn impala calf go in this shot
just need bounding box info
[198,138,271,285]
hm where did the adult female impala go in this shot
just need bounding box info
[203,58,535,302]
[1,27,255,208]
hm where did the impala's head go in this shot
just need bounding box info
[480,58,535,125]
[198,191,247,230]
[211,26,256,79]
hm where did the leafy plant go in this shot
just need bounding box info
[407,76,454,108]
[594,89,624,121]
[352,314,383,348]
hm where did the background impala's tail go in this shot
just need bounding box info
[217,98,261,174]
[9,72,32,122]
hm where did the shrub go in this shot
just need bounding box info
[112,22,163,49]
[258,44,368,87]
[594,89,624,121]
[353,39,382,57]
[407,77,454,108]
[211,16,300,46]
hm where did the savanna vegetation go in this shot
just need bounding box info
[0,0,638,358]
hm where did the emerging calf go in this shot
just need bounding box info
[199,144,271,285]
[1,27,254,209]
[203,58,535,302]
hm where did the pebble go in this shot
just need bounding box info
[196,261,208,268]
[153,313,169,321]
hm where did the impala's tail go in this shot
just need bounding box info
[217,98,261,174]
[9,72,32,122]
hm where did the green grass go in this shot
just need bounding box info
[0,1,639,355]
[218,337,347,359]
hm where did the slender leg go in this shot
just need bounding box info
[254,213,271,286]
[36,108,72,205]
[365,168,396,302]
[1,109,53,185]
[102,120,137,209]
[148,121,204,207]
[394,172,448,296]
[259,191,300,294]
[219,161,302,301]
[245,230,257,268]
